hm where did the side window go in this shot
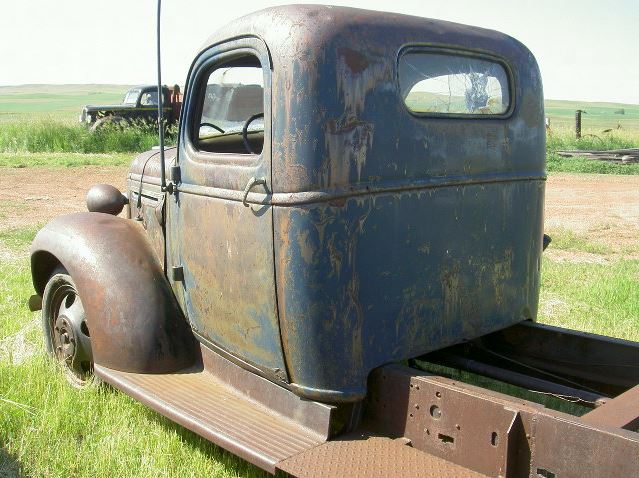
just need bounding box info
[195,55,264,154]
[140,91,159,106]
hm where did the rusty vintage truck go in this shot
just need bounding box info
[79,84,182,130]
[29,5,638,477]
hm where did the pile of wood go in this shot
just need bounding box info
[556,148,639,164]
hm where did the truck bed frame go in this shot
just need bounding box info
[95,321,639,477]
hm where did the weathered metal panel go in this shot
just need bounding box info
[207,6,545,401]
[531,414,639,478]
[275,179,544,401]
[171,36,288,381]
[581,385,639,430]
[94,356,326,474]
[181,6,543,401]
[198,5,545,194]
[30,212,197,373]
[366,363,639,478]
[175,193,288,379]
[276,435,490,478]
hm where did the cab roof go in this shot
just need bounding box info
[200,4,527,65]
[190,4,543,195]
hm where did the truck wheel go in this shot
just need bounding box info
[42,268,95,388]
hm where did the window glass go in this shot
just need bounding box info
[196,57,264,154]
[140,91,158,106]
[123,89,140,105]
[399,53,510,115]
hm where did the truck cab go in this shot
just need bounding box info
[131,6,545,402]
[29,6,639,477]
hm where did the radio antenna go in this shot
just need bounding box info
[156,0,167,191]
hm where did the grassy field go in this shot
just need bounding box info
[0,120,174,154]
[0,152,132,168]
[545,99,639,132]
[0,85,131,124]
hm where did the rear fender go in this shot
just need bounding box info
[31,212,197,373]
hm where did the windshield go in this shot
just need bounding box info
[122,89,141,105]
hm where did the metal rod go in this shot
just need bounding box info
[436,352,609,408]
[156,0,166,191]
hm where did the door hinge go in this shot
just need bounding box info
[170,265,184,282]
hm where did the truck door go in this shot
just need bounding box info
[166,38,288,382]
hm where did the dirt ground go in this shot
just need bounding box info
[0,167,637,250]
[0,166,128,231]
[544,173,639,249]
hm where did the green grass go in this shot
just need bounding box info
[0,230,35,339]
[538,259,639,339]
[0,358,267,477]
[0,152,133,168]
[537,229,639,339]
[546,129,639,151]
[0,120,175,154]
[545,129,639,175]
[546,152,639,175]
[544,228,613,255]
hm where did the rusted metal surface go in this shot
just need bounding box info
[275,180,544,402]
[200,344,336,439]
[365,363,639,477]
[200,5,545,194]
[166,36,288,384]
[276,435,489,478]
[86,183,128,216]
[30,212,197,373]
[94,343,331,474]
[581,385,639,430]
[478,321,639,395]
[168,191,288,382]
[171,5,546,402]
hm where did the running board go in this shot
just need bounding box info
[95,346,334,473]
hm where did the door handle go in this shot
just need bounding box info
[242,177,267,207]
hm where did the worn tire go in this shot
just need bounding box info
[42,267,97,388]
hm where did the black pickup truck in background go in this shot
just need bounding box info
[79,84,182,130]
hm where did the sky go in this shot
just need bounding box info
[1,0,638,104]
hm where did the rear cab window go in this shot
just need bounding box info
[399,50,512,117]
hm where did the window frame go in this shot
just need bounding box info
[397,46,516,120]
[182,41,271,167]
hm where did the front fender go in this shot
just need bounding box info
[31,212,197,373]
